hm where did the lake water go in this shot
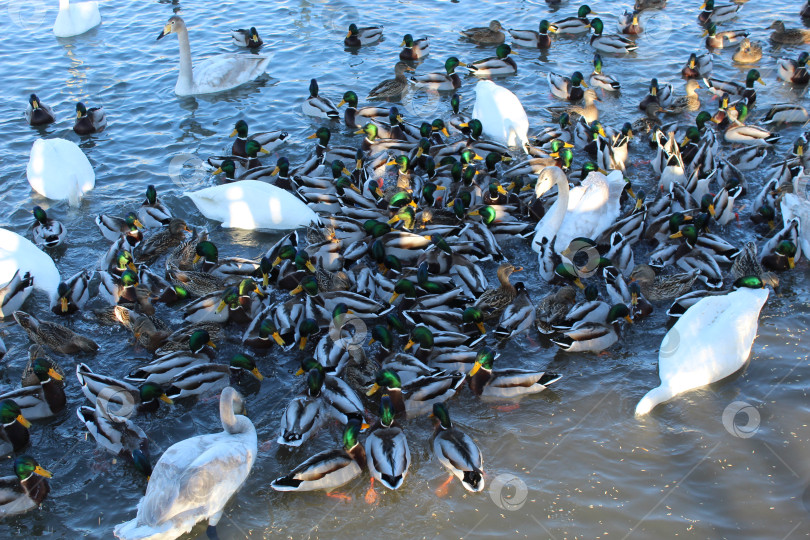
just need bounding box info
[1,0,809,538]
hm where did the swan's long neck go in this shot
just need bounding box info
[175,26,194,91]
[635,385,676,416]
[59,0,70,11]
[545,173,570,246]
[220,392,251,434]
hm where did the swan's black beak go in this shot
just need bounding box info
[157,23,171,40]
[157,29,166,40]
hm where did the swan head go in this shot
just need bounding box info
[157,16,185,40]
[534,166,567,197]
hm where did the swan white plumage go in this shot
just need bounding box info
[531,166,625,280]
[53,0,101,38]
[114,387,256,540]
[635,287,769,416]
[0,228,61,301]
[184,180,321,230]
[27,138,95,207]
[782,189,810,257]
[472,80,530,153]
[157,16,272,96]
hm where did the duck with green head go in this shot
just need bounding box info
[468,346,561,397]
[76,362,173,420]
[278,368,326,447]
[553,5,594,34]
[413,57,467,92]
[702,22,748,49]
[271,418,367,493]
[73,101,106,135]
[704,68,763,106]
[0,455,52,516]
[0,400,31,454]
[469,44,517,77]
[303,78,340,120]
[231,26,263,48]
[337,90,390,128]
[344,23,383,47]
[364,394,410,491]
[430,402,484,493]
[138,184,173,228]
[31,206,66,249]
[509,19,557,48]
[399,33,430,61]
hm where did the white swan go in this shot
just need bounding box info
[157,16,272,96]
[114,387,256,540]
[27,138,95,207]
[0,228,60,301]
[471,80,529,153]
[781,193,810,258]
[53,0,101,38]
[635,287,769,416]
[531,166,625,280]
[184,180,321,230]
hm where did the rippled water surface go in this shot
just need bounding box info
[1,0,810,538]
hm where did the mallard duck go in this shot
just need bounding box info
[167,262,227,297]
[639,78,674,110]
[367,368,465,417]
[508,20,557,48]
[137,185,173,228]
[703,23,748,49]
[98,269,141,307]
[297,358,365,424]
[303,79,339,120]
[553,5,594,35]
[231,26,262,48]
[698,0,741,24]
[0,400,31,454]
[155,323,224,357]
[344,23,383,47]
[628,264,699,301]
[73,102,106,135]
[125,330,217,386]
[468,44,517,77]
[0,456,51,517]
[618,10,643,34]
[96,212,143,244]
[730,242,778,286]
[0,270,33,320]
[548,71,588,101]
[157,16,271,96]
[53,0,100,37]
[337,91,390,129]
[165,355,264,401]
[769,20,810,45]
[114,387,255,540]
[761,240,797,271]
[468,347,560,398]
[761,104,809,125]
[278,368,326,447]
[471,263,521,320]
[111,306,169,352]
[705,68,763,103]
[489,282,534,339]
[366,63,413,101]
[636,284,768,415]
[13,311,97,354]
[77,399,150,471]
[76,363,172,420]
[430,402,484,493]
[461,20,505,45]
[134,219,189,263]
[732,38,762,64]
[0,359,64,421]
[228,120,288,158]
[50,269,91,316]
[777,52,810,85]
[400,34,429,60]
[30,206,66,249]
[26,138,95,206]
[364,394,410,490]
[724,102,779,146]
[551,303,632,352]
[412,58,466,92]
[25,94,55,126]
[589,54,620,91]
[682,53,712,79]
[590,18,637,54]
[271,419,366,493]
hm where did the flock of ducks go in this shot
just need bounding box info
[2,0,810,538]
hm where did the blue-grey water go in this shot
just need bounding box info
[0,0,809,538]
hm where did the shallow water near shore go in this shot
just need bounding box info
[0,0,809,538]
